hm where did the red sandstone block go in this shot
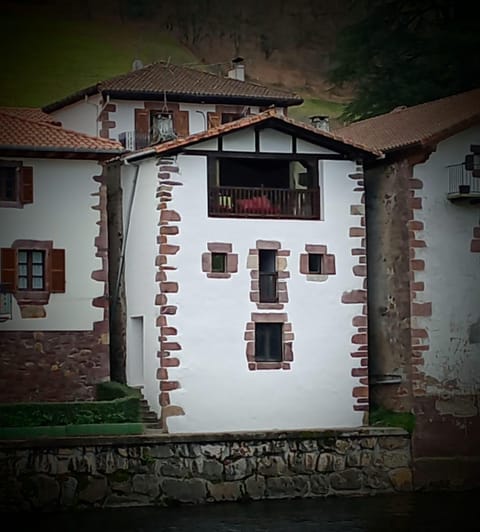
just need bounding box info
[248,363,256,370]
[354,404,368,411]
[349,227,365,237]
[352,386,369,398]
[160,380,180,391]
[411,282,424,291]
[352,333,368,344]
[408,197,422,209]
[348,173,364,180]
[162,357,180,367]
[160,210,181,222]
[157,368,169,380]
[162,342,181,351]
[159,392,171,406]
[158,172,171,180]
[158,165,179,173]
[351,367,368,377]
[155,294,167,306]
[156,271,167,282]
[471,239,480,253]
[351,351,368,358]
[351,248,366,256]
[360,358,368,367]
[161,282,179,293]
[353,265,367,277]
[412,302,432,316]
[410,240,426,248]
[282,363,291,370]
[341,290,366,304]
[412,329,428,338]
[410,259,425,271]
[156,316,167,327]
[162,326,177,336]
[359,377,369,385]
[352,316,367,327]
[160,244,180,255]
[160,226,179,235]
[408,220,424,230]
[409,178,423,189]
[161,305,177,315]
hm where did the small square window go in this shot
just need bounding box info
[211,252,227,273]
[255,322,283,362]
[308,253,323,274]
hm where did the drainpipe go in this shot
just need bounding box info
[110,158,140,322]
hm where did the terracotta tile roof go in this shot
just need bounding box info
[123,109,381,162]
[0,106,61,124]
[43,62,303,112]
[336,89,480,152]
[0,111,124,154]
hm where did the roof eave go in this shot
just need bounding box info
[0,145,125,159]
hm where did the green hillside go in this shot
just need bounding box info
[1,9,345,123]
[0,12,197,107]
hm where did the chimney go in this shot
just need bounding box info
[309,115,330,132]
[228,56,245,81]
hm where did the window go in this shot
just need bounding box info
[465,146,480,178]
[208,156,320,219]
[255,323,283,362]
[300,245,336,279]
[259,249,277,302]
[150,111,175,143]
[0,161,33,207]
[1,241,65,313]
[202,243,238,279]
[211,252,226,273]
[308,253,323,274]
[17,250,45,290]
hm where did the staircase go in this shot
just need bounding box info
[132,387,164,430]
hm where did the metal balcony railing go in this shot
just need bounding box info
[208,186,320,219]
[447,163,480,195]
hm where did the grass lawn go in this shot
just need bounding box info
[0,12,197,107]
[288,97,346,128]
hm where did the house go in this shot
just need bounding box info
[0,108,124,403]
[107,108,380,433]
[337,88,480,488]
[42,60,303,149]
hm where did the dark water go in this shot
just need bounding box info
[8,491,478,531]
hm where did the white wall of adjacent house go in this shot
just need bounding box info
[413,124,480,395]
[122,127,365,432]
[0,158,105,330]
[48,95,101,136]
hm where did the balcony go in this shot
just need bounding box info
[447,163,480,202]
[208,186,320,219]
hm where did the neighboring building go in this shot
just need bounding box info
[42,60,303,148]
[338,88,480,489]
[107,109,380,433]
[0,109,124,402]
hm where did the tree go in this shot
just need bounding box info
[328,0,480,122]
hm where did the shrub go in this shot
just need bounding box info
[95,381,142,401]
[0,396,140,428]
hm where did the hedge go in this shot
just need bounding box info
[0,396,140,428]
[95,381,142,401]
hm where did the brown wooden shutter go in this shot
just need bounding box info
[174,110,189,137]
[20,166,33,204]
[324,254,336,275]
[207,112,221,129]
[50,249,65,293]
[135,108,149,135]
[1,248,17,291]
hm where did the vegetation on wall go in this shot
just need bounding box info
[370,407,416,434]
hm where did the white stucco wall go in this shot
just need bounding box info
[413,125,480,394]
[0,158,105,330]
[122,128,365,433]
[49,96,101,136]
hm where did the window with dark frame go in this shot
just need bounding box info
[211,252,227,273]
[255,322,283,362]
[308,253,323,274]
[0,166,17,202]
[259,249,277,302]
[17,250,45,290]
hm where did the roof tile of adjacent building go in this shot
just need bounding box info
[0,110,124,153]
[123,109,382,161]
[336,88,480,152]
[42,61,303,112]
[0,106,60,124]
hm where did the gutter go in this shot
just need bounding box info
[0,145,123,154]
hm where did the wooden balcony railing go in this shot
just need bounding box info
[208,186,320,219]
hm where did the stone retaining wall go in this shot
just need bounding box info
[0,427,412,512]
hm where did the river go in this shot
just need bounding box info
[10,490,478,531]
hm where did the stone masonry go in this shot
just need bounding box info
[0,428,411,512]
